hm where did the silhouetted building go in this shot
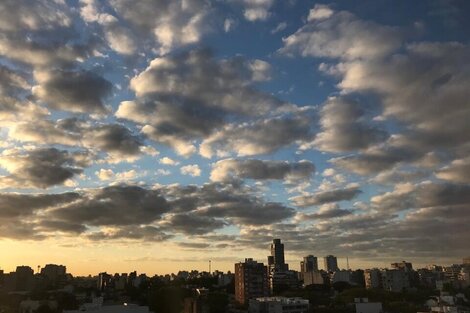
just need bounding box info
[41,264,66,288]
[300,255,318,273]
[97,272,112,291]
[351,269,365,287]
[269,239,288,272]
[15,266,35,291]
[391,261,413,272]
[235,259,269,306]
[323,255,338,272]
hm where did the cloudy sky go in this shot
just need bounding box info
[1,0,469,275]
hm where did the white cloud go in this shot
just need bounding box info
[159,157,179,166]
[180,164,201,177]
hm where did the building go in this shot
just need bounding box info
[302,271,324,286]
[268,239,288,272]
[391,261,413,272]
[332,270,351,284]
[354,298,383,313]
[15,266,35,291]
[64,297,151,313]
[365,269,382,289]
[381,269,410,292]
[248,297,309,313]
[269,271,299,292]
[300,255,318,273]
[463,257,470,265]
[41,264,66,288]
[323,255,338,273]
[235,259,270,306]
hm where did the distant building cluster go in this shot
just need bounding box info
[1,242,469,313]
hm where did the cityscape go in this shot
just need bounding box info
[1,239,469,313]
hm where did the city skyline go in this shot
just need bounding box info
[1,0,470,275]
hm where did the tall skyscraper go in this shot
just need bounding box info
[235,259,269,306]
[301,255,318,272]
[323,255,338,272]
[269,239,288,271]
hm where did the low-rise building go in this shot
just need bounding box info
[354,298,382,313]
[248,297,309,313]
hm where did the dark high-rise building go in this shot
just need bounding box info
[235,259,269,306]
[269,239,288,271]
[301,255,318,272]
[323,255,338,272]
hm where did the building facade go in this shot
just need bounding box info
[235,259,270,306]
[248,297,309,313]
[323,255,338,273]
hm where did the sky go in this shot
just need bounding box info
[0,0,469,276]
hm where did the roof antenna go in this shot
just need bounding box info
[346,257,350,270]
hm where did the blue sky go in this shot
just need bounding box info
[0,0,469,275]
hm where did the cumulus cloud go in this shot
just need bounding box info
[32,69,112,113]
[240,0,274,21]
[307,4,334,21]
[295,203,352,220]
[107,0,212,55]
[200,114,312,158]
[307,97,388,152]
[371,182,470,213]
[51,185,169,226]
[0,148,91,189]
[161,213,226,235]
[280,7,401,59]
[210,159,314,182]
[290,186,361,207]
[10,119,145,162]
[116,49,292,156]
[436,157,470,183]
[159,157,180,166]
[180,164,201,177]
[0,0,71,32]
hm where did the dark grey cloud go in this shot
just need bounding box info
[0,148,91,188]
[0,192,79,219]
[210,159,315,182]
[435,157,470,183]
[295,204,353,220]
[162,213,227,235]
[51,185,169,226]
[200,114,313,158]
[33,69,112,113]
[371,182,470,212]
[331,143,424,175]
[310,97,388,153]
[0,65,29,96]
[291,186,361,207]
[161,182,296,226]
[0,0,72,32]
[116,49,294,156]
[105,0,212,54]
[11,119,145,161]
[279,7,402,59]
[199,201,295,226]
